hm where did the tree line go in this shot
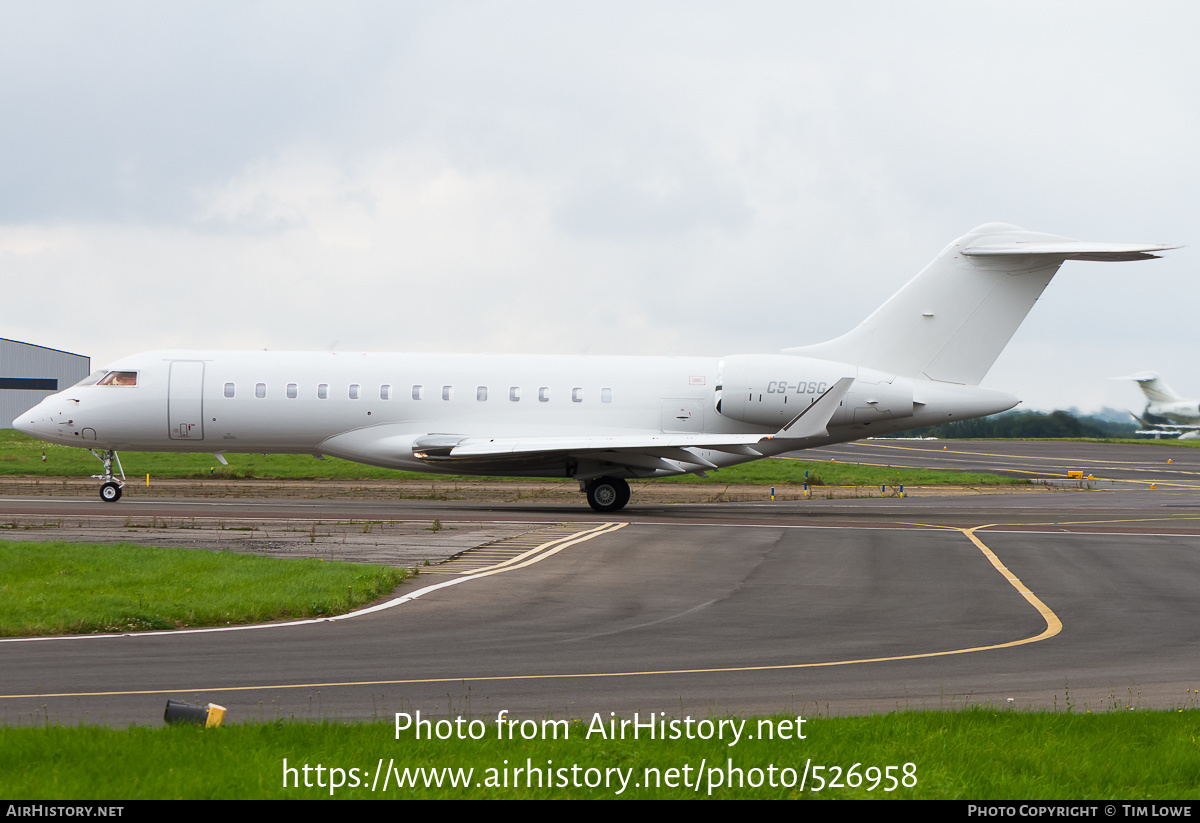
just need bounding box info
[892,410,1137,439]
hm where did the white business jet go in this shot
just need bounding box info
[1123,372,1200,439]
[13,223,1175,511]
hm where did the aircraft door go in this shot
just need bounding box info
[168,361,205,441]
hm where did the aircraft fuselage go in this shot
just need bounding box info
[14,349,1014,478]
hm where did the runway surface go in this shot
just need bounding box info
[2,441,1199,726]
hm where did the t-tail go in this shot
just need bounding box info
[785,223,1176,385]
[1126,372,1182,405]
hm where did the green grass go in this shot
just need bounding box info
[1,709,1197,798]
[0,429,428,480]
[0,542,410,636]
[0,430,1022,486]
[656,456,1024,486]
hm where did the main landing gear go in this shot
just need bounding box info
[90,449,126,502]
[584,476,630,513]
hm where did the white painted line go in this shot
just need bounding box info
[0,523,626,644]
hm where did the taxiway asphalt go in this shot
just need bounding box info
[794,439,1200,489]
[2,441,1199,725]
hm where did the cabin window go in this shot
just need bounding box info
[538,387,550,402]
[224,382,235,398]
[509,386,520,402]
[349,384,360,400]
[255,383,267,399]
[287,383,298,399]
[97,371,137,387]
[571,387,583,403]
[318,383,329,399]
[380,384,391,400]
[412,384,423,400]
[477,386,488,401]
[442,385,453,401]
[601,388,613,403]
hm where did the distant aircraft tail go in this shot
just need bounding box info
[784,223,1175,386]
[1126,372,1182,404]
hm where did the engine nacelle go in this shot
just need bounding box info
[715,354,914,428]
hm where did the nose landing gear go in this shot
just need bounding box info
[90,449,126,502]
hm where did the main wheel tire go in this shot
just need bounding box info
[586,477,630,512]
[614,478,631,509]
[100,482,122,502]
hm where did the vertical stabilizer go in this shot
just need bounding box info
[1130,372,1181,404]
[784,224,1174,386]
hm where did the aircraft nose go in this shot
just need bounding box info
[13,405,49,437]
[13,400,68,442]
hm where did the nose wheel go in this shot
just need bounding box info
[90,449,126,503]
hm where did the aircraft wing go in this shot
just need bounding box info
[412,377,854,475]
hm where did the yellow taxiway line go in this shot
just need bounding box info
[0,523,1065,700]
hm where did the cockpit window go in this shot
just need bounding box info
[72,371,108,388]
[96,371,138,387]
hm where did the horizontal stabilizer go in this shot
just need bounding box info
[963,242,1177,262]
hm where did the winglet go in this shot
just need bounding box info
[769,377,854,440]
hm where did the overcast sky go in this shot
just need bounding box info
[2,1,1196,413]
